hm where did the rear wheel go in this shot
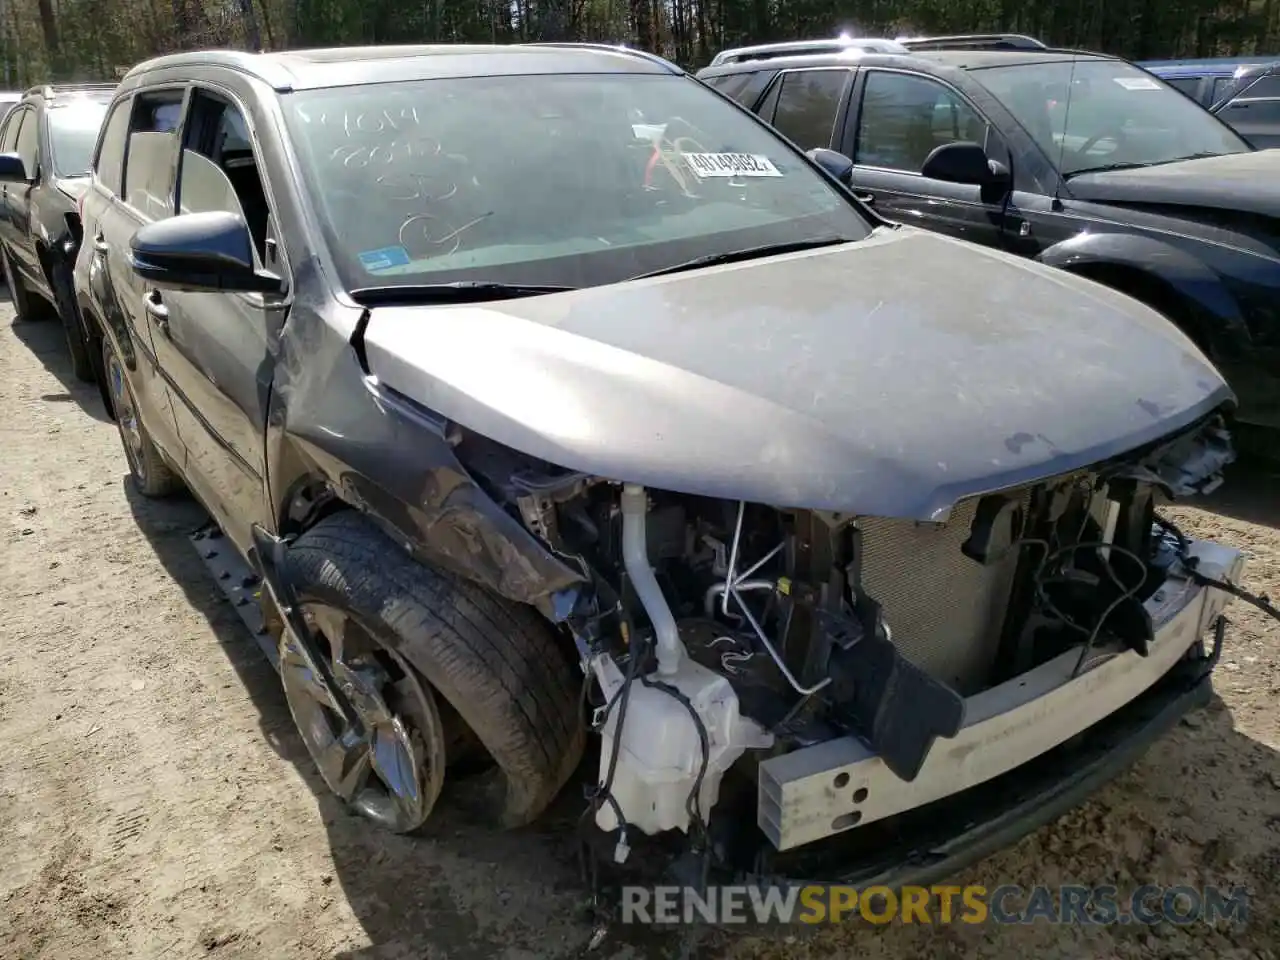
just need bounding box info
[102,337,181,497]
[281,512,585,830]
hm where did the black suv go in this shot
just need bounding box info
[697,36,1280,440]
[0,83,114,382]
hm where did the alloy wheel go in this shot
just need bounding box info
[279,603,445,832]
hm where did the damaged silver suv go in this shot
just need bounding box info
[74,42,1248,888]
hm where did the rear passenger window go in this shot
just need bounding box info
[123,92,185,221]
[95,97,132,194]
[704,70,775,109]
[1164,77,1202,98]
[769,70,849,149]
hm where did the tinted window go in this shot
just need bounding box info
[855,71,986,172]
[14,108,38,175]
[48,98,110,176]
[1164,77,1202,97]
[282,73,872,291]
[0,107,22,152]
[1211,76,1236,105]
[769,69,848,149]
[974,59,1248,175]
[95,97,131,194]
[704,70,775,109]
[123,92,185,221]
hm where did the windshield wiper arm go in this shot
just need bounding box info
[349,281,577,306]
[1063,162,1152,178]
[626,237,853,282]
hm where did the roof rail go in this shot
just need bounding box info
[897,34,1047,52]
[519,41,683,73]
[22,82,118,99]
[708,37,908,67]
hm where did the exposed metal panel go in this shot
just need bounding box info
[856,494,1026,694]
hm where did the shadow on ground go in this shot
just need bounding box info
[121,460,1280,960]
[1200,455,1280,530]
[122,480,709,960]
[8,304,111,424]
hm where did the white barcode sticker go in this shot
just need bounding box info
[683,152,784,178]
[1114,76,1162,91]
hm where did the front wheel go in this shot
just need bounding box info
[280,512,585,831]
[102,337,181,497]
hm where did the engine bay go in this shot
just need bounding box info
[450,412,1237,865]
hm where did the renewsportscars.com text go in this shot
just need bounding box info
[621,884,1250,926]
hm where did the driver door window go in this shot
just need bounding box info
[855,71,987,173]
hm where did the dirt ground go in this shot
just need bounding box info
[1,304,1278,960]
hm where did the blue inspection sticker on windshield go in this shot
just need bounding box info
[359,245,412,272]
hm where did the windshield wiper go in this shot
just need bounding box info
[626,237,853,282]
[349,281,577,306]
[1065,153,1227,179]
[1063,161,1153,178]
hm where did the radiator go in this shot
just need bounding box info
[856,495,1026,695]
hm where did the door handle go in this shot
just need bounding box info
[144,290,170,335]
[854,193,876,205]
[92,233,109,255]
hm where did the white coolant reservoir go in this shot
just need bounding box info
[592,654,774,836]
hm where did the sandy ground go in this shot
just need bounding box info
[1,304,1278,960]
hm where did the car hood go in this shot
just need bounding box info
[1066,150,1280,218]
[361,228,1232,521]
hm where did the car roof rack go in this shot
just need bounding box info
[519,41,683,73]
[708,37,909,67]
[896,34,1047,51]
[22,82,118,100]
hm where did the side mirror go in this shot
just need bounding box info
[0,152,30,183]
[806,147,855,186]
[920,141,1010,188]
[130,210,280,294]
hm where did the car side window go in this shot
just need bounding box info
[855,71,987,174]
[123,91,185,222]
[177,91,275,268]
[94,97,133,195]
[704,70,776,109]
[1221,75,1280,121]
[1164,77,1203,98]
[14,107,39,177]
[0,108,23,153]
[768,69,849,149]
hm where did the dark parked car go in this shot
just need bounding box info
[75,43,1246,889]
[1142,58,1280,148]
[696,37,1280,443]
[0,83,115,381]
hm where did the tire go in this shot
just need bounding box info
[50,261,94,382]
[3,246,46,323]
[101,337,181,497]
[283,511,585,829]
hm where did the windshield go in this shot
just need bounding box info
[48,99,110,177]
[282,73,871,290]
[973,59,1250,176]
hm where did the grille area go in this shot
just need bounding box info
[856,495,1026,695]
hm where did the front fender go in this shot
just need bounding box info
[1036,233,1251,359]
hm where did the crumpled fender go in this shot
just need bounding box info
[1036,232,1252,359]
